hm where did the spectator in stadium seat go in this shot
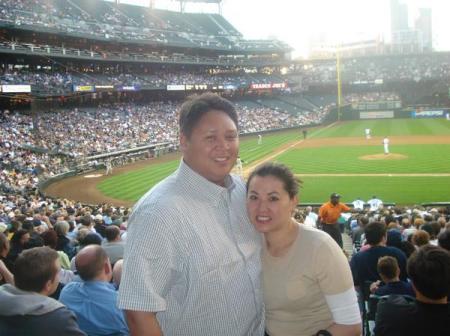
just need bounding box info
[369,256,415,297]
[117,93,264,336]
[102,225,124,266]
[438,230,450,251]
[54,220,76,259]
[246,162,361,336]
[0,247,85,336]
[0,233,14,285]
[303,205,318,228]
[112,259,123,289]
[352,216,369,248]
[350,221,407,287]
[319,193,351,248]
[401,217,416,240]
[412,230,430,248]
[60,245,128,336]
[374,245,450,336]
[6,229,30,264]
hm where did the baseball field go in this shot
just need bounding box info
[45,118,450,206]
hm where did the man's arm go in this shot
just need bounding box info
[126,311,162,336]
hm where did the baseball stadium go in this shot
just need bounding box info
[1,0,450,335]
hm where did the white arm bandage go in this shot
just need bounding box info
[325,287,361,325]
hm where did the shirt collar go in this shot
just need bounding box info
[177,159,235,204]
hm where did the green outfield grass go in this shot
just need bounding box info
[299,176,450,205]
[98,119,450,205]
[315,118,450,138]
[277,144,450,174]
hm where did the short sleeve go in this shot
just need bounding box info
[117,206,184,312]
[314,234,354,295]
[341,203,351,212]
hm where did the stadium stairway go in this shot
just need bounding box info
[342,233,353,259]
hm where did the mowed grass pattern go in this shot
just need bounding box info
[98,118,450,204]
[299,176,450,205]
[277,144,450,174]
[316,118,450,138]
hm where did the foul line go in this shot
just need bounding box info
[243,122,337,175]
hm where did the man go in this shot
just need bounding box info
[369,256,415,297]
[383,136,389,154]
[60,245,129,336]
[302,128,308,139]
[365,128,371,139]
[105,159,113,175]
[352,216,369,251]
[304,206,318,228]
[0,247,85,336]
[118,93,264,336]
[367,195,383,212]
[352,197,365,211]
[235,155,243,177]
[102,225,124,265]
[257,133,262,145]
[374,245,450,335]
[350,221,407,288]
[319,193,351,248]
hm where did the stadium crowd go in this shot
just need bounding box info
[0,66,284,91]
[0,187,449,335]
[289,53,450,86]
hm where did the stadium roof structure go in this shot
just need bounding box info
[173,0,222,13]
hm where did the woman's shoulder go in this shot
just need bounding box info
[297,224,335,248]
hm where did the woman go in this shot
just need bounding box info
[6,229,30,264]
[54,220,76,259]
[246,163,361,336]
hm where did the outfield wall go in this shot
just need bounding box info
[326,105,450,122]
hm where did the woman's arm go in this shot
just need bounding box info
[0,259,14,285]
[323,288,362,336]
[326,322,361,336]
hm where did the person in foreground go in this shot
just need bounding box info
[374,245,450,336]
[118,93,264,336]
[246,162,361,336]
[60,245,129,336]
[0,246,85,336]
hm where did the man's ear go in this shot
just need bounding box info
[179,132,188,151]
[42,279,53,295]
[105,259,112,275]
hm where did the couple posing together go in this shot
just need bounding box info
[118,93,361,336]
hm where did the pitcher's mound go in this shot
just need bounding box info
[360,153,408,160]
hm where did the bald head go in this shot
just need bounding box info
[75,245,111,282]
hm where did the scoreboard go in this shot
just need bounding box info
[352,100,402,111]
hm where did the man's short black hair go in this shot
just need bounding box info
[104,225,120,242]
[407,245,450,300]
[364,221,387,245]
[179,93,238,138]
[438,230,450,251]
[14,246,59,293]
